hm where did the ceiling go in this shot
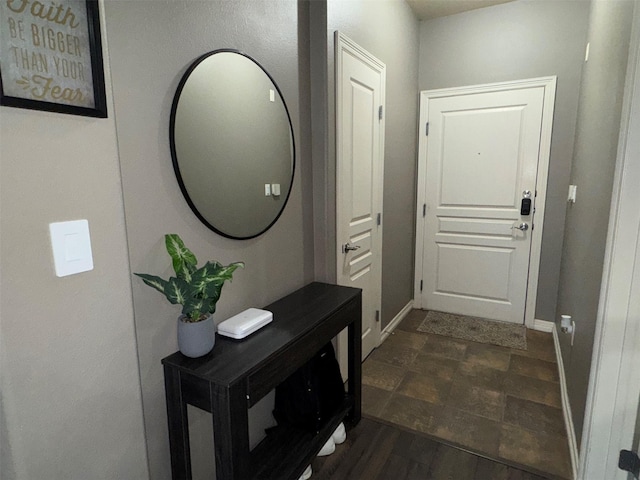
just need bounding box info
[406,0,516,20]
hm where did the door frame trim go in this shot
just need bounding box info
[413,76,557,328]
[579,9,640,477]
[335,31,386,372]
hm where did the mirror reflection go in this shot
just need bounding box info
[170,50,295,239]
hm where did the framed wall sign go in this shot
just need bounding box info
[0,0,107,118]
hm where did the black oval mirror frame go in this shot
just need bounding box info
[169,49,295,240]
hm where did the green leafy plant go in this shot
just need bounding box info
[135,234,244,322]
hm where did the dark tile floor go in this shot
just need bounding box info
[361,309,572,479]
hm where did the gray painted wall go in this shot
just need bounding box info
[326,0,420,327]
[0,3,148,478]
[556,0,635,445]
[309,0,332,283]
[418,0,590,322]
[103,1,312,478]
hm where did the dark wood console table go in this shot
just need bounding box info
[161,282,362,480]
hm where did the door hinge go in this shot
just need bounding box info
[375,310,380,322]
[378,105,383,120]
[377,213,381,226]
[425,122,429,136]
[420,280,423,292]
[618,449,640,478]
[423,204,426,217]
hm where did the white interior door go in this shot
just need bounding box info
[580,24,640,476]
[415,78,556,325]
[335,32,385,361]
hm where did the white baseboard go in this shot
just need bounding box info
[380,300,414,342]
[533,318,554,332]
[550,322,579,480]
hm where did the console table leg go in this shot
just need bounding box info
[211,383,250,480]
[164,365,192,480]
[347,298,362,424]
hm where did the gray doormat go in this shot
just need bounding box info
[417,311,527,350]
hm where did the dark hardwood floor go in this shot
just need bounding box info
[311,417,550,480]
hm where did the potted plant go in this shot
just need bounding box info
[135,234,244,358]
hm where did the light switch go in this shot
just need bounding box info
[271,183,281,196]
[568,185,577,203]
[64,233,83,261]
[264,184,271,196]
[269,89,275,102]
[49,220,94,277]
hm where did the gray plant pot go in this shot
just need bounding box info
[177,315,215,358]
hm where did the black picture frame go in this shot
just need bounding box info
[0,0,107,118]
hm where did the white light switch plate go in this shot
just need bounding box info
[49,220,94,277]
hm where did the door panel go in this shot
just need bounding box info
[440,107,524,207]
[350,80,375,218]
[436,244,513,301]
[421,86,545,323]
[336,34,385,360]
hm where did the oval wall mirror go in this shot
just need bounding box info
[170,49,295,239]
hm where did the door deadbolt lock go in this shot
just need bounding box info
[521,190,532,215]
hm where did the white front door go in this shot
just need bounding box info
[415,78,556,325]
[336,32,385,360]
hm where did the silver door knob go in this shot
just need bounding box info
[343,243,361,253]
[512,223,529,231]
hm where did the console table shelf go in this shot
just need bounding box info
[162,282,362,480]
[250,397,354,479]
